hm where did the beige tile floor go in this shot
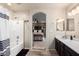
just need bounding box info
[33,41,46,49]
[27,40,58,56]
[26,49,58,56]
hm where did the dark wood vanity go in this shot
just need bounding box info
[55,38,79,56]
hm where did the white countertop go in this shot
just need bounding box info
[55,36,79,54]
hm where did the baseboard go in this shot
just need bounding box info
[45,48,56,51]
[33,40,43,41]
[24,48,30,50]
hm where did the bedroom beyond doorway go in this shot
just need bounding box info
[32,12,46,49]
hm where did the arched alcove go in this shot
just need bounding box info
[33,12,46,23]
[32,12,46,49]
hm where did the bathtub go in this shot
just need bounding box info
[10,42,24,56]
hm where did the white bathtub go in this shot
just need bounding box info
[10,42,24,56]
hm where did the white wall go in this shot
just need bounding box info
[1,4,67,50]
[10,4,79,50]
[28,7,66,49]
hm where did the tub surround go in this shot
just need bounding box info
[9,20,24,56]
[0,8,10,56]
[0,7,24,56]
[0,39,10,56]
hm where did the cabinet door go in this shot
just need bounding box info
[64,45,71,56]
[58,40,62,56]
[64,45,79,56]
[55,38,61,55]
[55,38,59,52]
[55,38,58,51]
[55,38,79,56]
[60,42,64,56]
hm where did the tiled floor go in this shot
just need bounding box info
[33,41,46,49]
[26,49,58,56]
[28,37,58,56]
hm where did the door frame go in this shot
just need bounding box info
[31,12,47,49]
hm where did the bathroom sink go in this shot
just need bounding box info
[71,38,79,41]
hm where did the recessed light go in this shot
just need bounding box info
[7,3,12,6]
[68,12,72,16]
[76,6,79,10]
[0,5,3,9]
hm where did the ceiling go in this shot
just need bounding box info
[0,3,72,12]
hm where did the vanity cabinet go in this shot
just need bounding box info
[64,45,79,56]
[55,38,79,56]
[55,38,64,56]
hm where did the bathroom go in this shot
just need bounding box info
[0,3,79,56]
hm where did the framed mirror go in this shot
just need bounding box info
[56,18,65,31]
[66,18,74,31]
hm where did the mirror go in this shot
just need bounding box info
[56,18,65,31]
[66,18,74,31]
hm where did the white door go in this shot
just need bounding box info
[24,21,32,49]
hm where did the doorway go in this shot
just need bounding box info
[32,12,46,49]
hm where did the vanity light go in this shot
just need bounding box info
[0,5,3,9]
[75,6,79,13]
[57,18,64,22]
[68,9,76,16]
[76,6,79,10]
[68,12,72,16]
[71,9,77,15]
[68,6,79,16]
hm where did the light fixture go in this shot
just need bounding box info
[68,9,76,16]
[76,6,79,10]
[7,3,12,6]
[68,12,72,16]
[75,6,79,13]
[71,9,76,15]
[57,18,64,22]
[68,6,79,16]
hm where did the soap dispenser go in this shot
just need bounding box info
[70,35,73,40]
